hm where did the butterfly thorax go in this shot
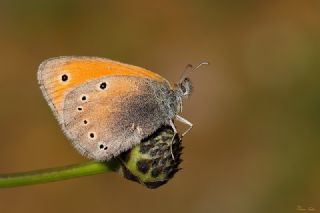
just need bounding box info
[149,80,181,120]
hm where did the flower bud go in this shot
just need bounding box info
[117,126,183,189]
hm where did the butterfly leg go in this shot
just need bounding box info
[169,119,177,160]
[176,115,193,137]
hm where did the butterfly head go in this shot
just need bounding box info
[170,62,209,114]
[174,61,209,99]
[175,76,193,99]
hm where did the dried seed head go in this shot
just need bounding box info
[117,126,183,189]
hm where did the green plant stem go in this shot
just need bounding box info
[0,160,120,188]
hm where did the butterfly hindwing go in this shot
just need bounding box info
[62,76,172,160]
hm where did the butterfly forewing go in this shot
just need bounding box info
[38,56,173,160]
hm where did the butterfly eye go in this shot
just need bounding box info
[181,85,187,94]
[83,120,88,125]
[77,107,83,111]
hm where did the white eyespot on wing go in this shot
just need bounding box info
[88,132,96,140]
[59,73,70,84]
[96,81,108,91]
[98,142,108,150]
[83,119,89,125]
[80,94,88,102]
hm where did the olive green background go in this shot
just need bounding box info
[0,1,319,213]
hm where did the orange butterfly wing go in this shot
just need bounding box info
[37,56,169,120]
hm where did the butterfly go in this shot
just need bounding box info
[38,56,208,161]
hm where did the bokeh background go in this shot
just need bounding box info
[0,1,319,213]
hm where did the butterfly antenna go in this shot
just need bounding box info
[179,61,209,82]
[179,64,193,80]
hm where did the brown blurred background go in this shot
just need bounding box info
[0,1,319,212]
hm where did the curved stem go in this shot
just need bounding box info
[0,160,120,188]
